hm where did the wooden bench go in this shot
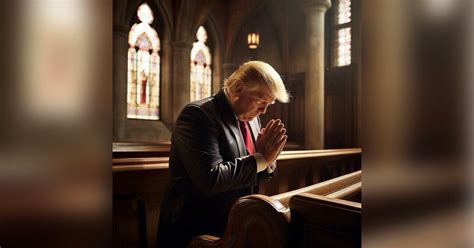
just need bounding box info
[112,149,360,247]
[189,170,361,248]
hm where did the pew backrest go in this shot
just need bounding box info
[272,170,361,207]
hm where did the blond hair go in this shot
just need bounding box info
[224,61,290,103]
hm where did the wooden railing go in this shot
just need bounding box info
[112,148,361,173]
[112,157,169,172]
[113,142,171,158]
[272,170,361,207]
[277,148,361,160]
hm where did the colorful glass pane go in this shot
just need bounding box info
[127,3,161,120]
[190,26,212,102]
[337,0,351,24]
[335,27,351,66]
[332,0,352,67]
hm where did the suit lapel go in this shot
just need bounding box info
[213,90,246,157]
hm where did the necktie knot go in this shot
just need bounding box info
[239,121,254,155]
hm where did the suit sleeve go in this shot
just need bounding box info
[172,105,258,196]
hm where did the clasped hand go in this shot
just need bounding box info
[256,119,287,164]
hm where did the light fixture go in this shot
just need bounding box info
[247,32,259,49]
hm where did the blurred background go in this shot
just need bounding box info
[0,0,112,247]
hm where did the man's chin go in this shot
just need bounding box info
[239,115,257,122]
[246,116,256,121]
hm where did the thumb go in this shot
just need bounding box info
[257,131,263,140]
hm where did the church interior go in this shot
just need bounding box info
[113,0,361,246]
[0,0,471,247]
[112,0,472,247]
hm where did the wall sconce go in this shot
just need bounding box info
[247,32,260,49]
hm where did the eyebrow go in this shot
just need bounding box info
[257,97,275,105]
[256,91,274,99]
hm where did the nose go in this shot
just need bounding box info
[259,105,269,114]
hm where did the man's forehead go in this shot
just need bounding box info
[246,83,274,98]
[248,88,274,100]
[257,91,275,100]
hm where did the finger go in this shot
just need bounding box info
[264,120,275,133]
[272,127,286,138]
[266,119,280,132]
[278,121,285,128]
[276,135,287,154]
[273,123,285,134]
[272,119,282,131]
[265,119,275,129]
[266,121,282,137]
[261,120,284,143]
[272,129,286,144]
[279,135,287,147]
[263,125,275,140]
[273,121,284,132]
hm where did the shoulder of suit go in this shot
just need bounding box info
[182,96,220,120]
[187,95,213,107]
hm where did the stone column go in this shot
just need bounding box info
[303,0,331,149]
[171,41,193,122]
[112,24,129,141]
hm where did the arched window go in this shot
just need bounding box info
[190,26,212,102]
[127,3,161,120]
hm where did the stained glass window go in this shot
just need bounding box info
[127,3,161,120]
[190,26,212,102]
[333,27,352,67]
[332,0,352,67]
[337,0,351,25]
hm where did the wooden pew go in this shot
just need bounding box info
[112,149,360,248]
[259,148,361,195]
[113,157,169,248]
[289,193,361,248]
[189,170,361,248]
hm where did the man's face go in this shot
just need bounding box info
[231,82,276,121]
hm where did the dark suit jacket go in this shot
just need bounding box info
[156,89,274,247]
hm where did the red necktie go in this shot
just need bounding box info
[239,121,254,155]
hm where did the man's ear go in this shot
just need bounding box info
[234,80,244,96]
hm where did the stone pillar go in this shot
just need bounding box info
[112,24,129,141]
[171,41,193,122]
[303,0,331,149]
[222,63,238,80]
